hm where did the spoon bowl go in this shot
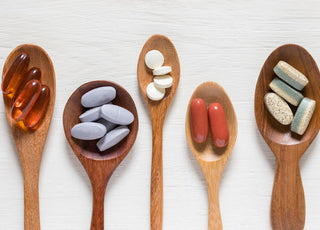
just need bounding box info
[63,80,138,230]
[186,81,237,230]
[254,44,320,229]
[2,44,55,230]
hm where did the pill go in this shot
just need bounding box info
[23,85,50,129]
[81,86,116,108]
[189,98,208,143]
[208,103,229,148]
[264,92,293,125]
[274,61,308,90]
[79,106,101,122]
[269,78,303,106]
[2,52,30,95]
[145,50,164,69]
[146,82,165,101]
[101,104,134,125]
[14,67,41,99]
[153,66,172,76]
[96,118,117,132]
[97,126,130,151]
[291,97,316,135]
[154,75,173,89]
[11,80,41,121]
[71,122,107,140]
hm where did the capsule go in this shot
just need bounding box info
[190,98,208,143]
[208,103,229,148]
[23,85,50,129]
[11,80,41,121]
[14,67,41,99]
[2,52,30,95]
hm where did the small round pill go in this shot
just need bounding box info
[154,75,173,89]
[146,82,165,101]
[153,66,172,76]
[145,50,164,69]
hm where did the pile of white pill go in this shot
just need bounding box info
[144,50,173,101]
[71,86,134,151]
[264,60,316,135]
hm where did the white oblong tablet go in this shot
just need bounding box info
[145,50,164,69]
[153,66,172,76]
[81,86,116,108]
[146,82,165,101]
[79,107,101,122]
[101,104,134,125]
[154,75,173,89]
[97,126,130,151]
[71,122,107,140]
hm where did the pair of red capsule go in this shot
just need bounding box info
[1,52,50,129]
[190,98,229,148]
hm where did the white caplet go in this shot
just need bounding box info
[145,50,164,69]
[153,66,172,76]
[146,82,165,101]
[154,75,173,88]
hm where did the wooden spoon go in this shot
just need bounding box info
[185,81,237,230]
[137,34,180,230]
[255,44,320,229]
[2,44,55,230]
[63,81,138,230]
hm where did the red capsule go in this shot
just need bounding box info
[190,98,209,143]
[11,80,41,121]
[23,85,50,129]
[2,52,30,95]
[13,67,41,99]
[208,103,229,148]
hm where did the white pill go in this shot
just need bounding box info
[71,122,107,140]
[153,66,172,76]
[101,104,134,125]
[79,107,101,122]
[81,86,116,108]
[146,82,165,101]
[145,50,164,69]
[96,118,117,132]
[154,75,173,88]
[97,126,130,151]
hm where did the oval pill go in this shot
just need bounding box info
[79,106,101,122]
[71,122,107,140]
[146,82,165,101]
[101,104,134,125]
[264,92,293,125]
[154,75,173,89]
[96,118,117,132]
[208,103,229,148]
[97,126,130,151]
[190,98,208,143]
[81,86,116,108]
[145,50,164,69]
[153,66,172,76]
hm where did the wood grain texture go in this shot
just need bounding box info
[255,44,320,230]
[186,82,238,230]
[63,81,138,230]
[137,35,180,230]
[2,44,55,230]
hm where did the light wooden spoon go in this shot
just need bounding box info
[137,34,180,230]
[63,81,138,230]
[185,81,237,230]
[2,44,55,230]
[255,44,320,230]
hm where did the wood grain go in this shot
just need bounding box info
[185,82,238,230]
[2,44,56,230]
[137,35,180,230]
[255,44,320,230]
[63,81,139,230]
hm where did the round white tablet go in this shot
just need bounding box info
[146,82,165,101]
[154,75,173,88]
[153,66,172,76]
[145,50,164,69]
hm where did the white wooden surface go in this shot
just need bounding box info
[1,0,320,229]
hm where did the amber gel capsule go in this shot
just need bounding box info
[23,85,50,129]
[13,67,41,99]
[11,80,41,121]
[1,52,30,95]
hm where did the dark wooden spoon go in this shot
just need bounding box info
[255,44,320,230]
[2,44,55,230]
[63,81,138,230]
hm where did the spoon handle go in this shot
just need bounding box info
[271,152,305,230]
[90,183,107,230]
[150,121,164,230]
